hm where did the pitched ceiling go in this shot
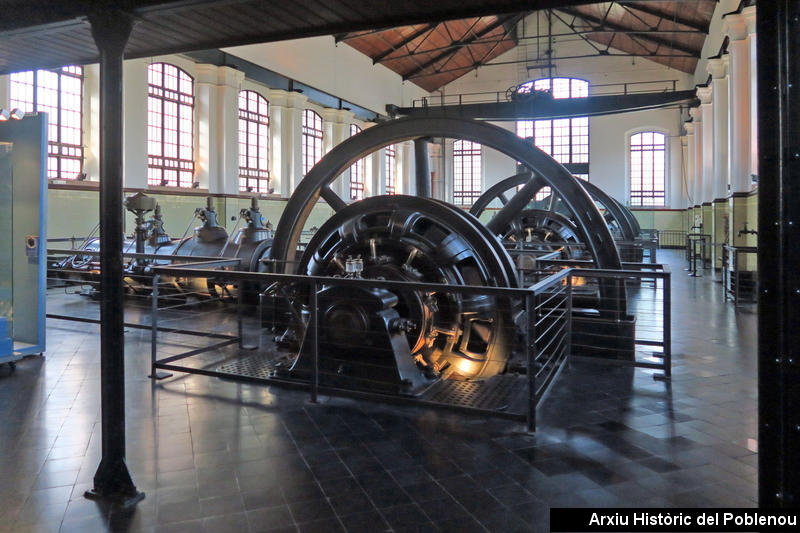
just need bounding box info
[340,14,523,92]
[338,0,716,92]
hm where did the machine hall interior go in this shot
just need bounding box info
[0,0,781,531]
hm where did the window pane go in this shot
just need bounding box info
[302,109,324,176]
[238,90,270,192]
[10,66,84,179]
[385,144,396,194]
[516,77,589,171]
[629,131,667,207]
[349,124,365,200]
[453,139,482,205]
[147,63,194,187]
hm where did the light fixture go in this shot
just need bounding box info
[10,108,24,120]
[0,109,10,121]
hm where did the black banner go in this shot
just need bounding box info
[550,508,800,532]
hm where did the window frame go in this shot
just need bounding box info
[515,77,590,178]
[349,124,365,200]
[384,144,397,194]
[628,129,668,208]
[452,139,482,206]
[302,109,324,176]
[238,89,270,193]
[147,62,196,188]
[9,66,85,180]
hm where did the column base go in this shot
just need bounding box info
[85,488,145,508]
[85,456,145,507]
[712,198,729,272]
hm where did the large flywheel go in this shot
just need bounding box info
[470,171,639,247]
[270,117,621,272]
[270,117,626,382]
[298,196,515,380]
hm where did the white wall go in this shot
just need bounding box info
[440,11,694,208]
[591,110,685,207]
[223,36,430,115]
[694,0,742,85]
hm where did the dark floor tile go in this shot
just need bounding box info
[338,510,391,533]
[246,504,295,532]
[438,515,488,533]
[404,482,451,504]
[328,490,374,516]
[201,511,251,533]
[297,518,344,533]
[288,498,335,524]
[380,503,430,529]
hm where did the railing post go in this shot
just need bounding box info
[150,274,158,378]
[257,290,264,346]
[566,276,573,362]
[149,274,171,381]
[663,272,671,379]
[526,292,535,433]
[237,281,244,348]
[310,280,319,404]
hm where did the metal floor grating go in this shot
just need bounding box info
[216,351,286,380]
[420,374,527,412]
[213,349,528,414]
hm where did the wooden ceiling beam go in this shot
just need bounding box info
[372,23,437,64]
[558,6,701,57]
[401,13,520,81]
[616,1,709,33]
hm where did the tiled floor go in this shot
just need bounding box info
[0,250,757,533]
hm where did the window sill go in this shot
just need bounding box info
[147,185,210,194]
[48,179,99,190]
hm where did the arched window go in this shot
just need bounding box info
[238,90,270,193]
[9,66,84,180]
[630,131,666,207]
[453,140,482,205]
[147,63,195,187]
[349,124,365,200]
[385,144,397,194]
[516,77,590,200]
[302,109,323,175]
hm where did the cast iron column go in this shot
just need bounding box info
[85,10,144,506]
[414,138,431,198]
[758,0,800,508]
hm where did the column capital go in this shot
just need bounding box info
[195,64,244,87]
[722,6,756,41]
[684,122,695,135]
[321,108,355,125]
[707,56,728,79]
[696,86,713,104]
[286,91,309,109]
[689,107,702,121]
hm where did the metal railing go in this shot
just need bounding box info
[566,267,671,380]
[46,253,670,431]
[148,260,573,431]
[45,249,244,339]
[618,239,658,264]
[656,230,687,249]
[722,245,758,306]
[686,234,711,276]
[410,79,681,108]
